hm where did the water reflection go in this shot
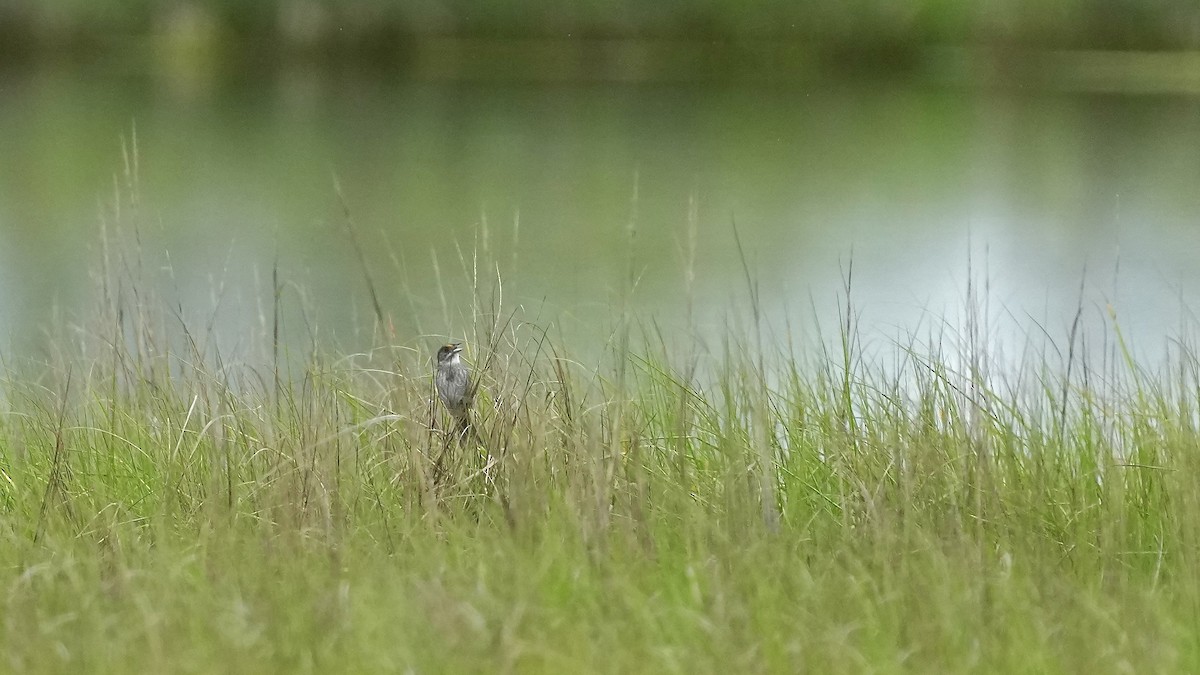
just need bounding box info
[2,62,1200,363]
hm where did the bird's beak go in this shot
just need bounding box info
[452,344,464,355]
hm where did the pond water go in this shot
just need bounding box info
[3,60,1200,366]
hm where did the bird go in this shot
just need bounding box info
[434,342,473,441]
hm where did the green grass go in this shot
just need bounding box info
[4,213,1200,673]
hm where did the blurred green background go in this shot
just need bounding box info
[2,2,1200,358]
[2,0,1199,59]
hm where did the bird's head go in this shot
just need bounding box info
[436,343,464,364]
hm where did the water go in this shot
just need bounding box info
[3,60,1200,364]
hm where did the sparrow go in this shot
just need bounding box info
[434,342,472,440]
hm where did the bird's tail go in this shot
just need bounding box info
[454,413,476,445]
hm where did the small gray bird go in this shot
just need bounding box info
[434,342,472,440]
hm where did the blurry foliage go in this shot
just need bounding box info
[0,0,1198,63]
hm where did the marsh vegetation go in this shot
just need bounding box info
[3,172,1200,673]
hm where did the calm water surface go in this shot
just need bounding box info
[2,63,1200,363]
